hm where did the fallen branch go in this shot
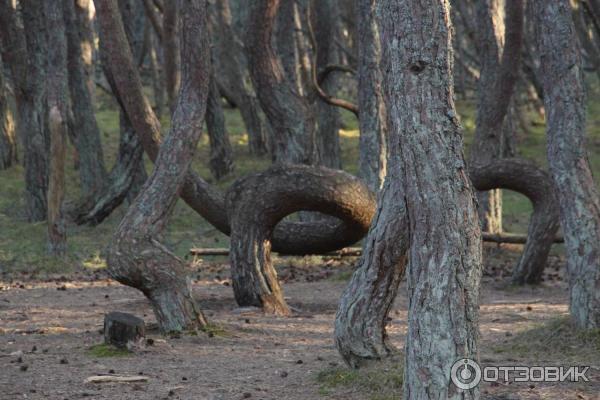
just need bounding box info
[84,375,149,384]
[190,233,564,257]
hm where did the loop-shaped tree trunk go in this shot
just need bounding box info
[469,158,561,284]
[226,164,376,314]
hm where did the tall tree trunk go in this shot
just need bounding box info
[535,0,600,329]
[206,76,234,181]
[211,0,269,156]
[313,0,342,169]
[470,0,524,234]
[99,0,210,333]
[0,0,50,222]
[46,0,68,256]
[356,0,387,192]
[163,0,180,112]
[246,0,316,164]
[65,0,108,195]
[378,1,483,398]
[0,56,17,170]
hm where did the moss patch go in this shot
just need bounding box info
[87,343,132,358]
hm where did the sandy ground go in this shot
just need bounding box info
[1,248,599,400]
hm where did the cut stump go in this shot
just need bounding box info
[104,312,145,348]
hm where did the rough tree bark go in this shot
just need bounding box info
[95,0,376,255]
[65,0,108,195]
[356,0,387,192]
[534,0,600,329]
[46,0,68,256]
[0,56,17,170]
[100,0,210,333]
[226,165,376,314]
[470,159,560,284]
[210,0,269,155]
[378,0,483,398]
[0,0,50,221]
[313,0,342,170]
[206,75,235,181]
[246,0,316,164]
[163,0,180,112]
[470,0,524,234]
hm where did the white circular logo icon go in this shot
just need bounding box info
[451,358,482,390]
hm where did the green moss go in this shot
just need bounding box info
[316,360,404,399]
[87,343,131,358]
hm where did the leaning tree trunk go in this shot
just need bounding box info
[226,165,376,314]
[206,75,235,181]
[65,0,108,195]
[0,56,17,170]
[99,0,210,333]
[246,0,316,164]
[46,0,68,256]
[356,0,387,192]
[334,160,408,368]
[470,0,524,234]
[0,0,50,222]
[535,0,600,329]
[378,0,483,398]
[93,0,377,256]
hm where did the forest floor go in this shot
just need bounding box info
[1,245,600,400]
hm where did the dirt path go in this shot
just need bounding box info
[1,254,599,400]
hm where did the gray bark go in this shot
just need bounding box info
[0,0,50,221]
[100,0,210,333]
[0,56,16,170]
[206,76,234,181]
[356,0,387,192]
[46,0,69,256]
[65,0,108,195]
[470,0,524,234]
[378,0,483,398]
[163,0,180,112]
[534,0,600,329]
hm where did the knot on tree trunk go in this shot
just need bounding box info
[225,164,376,314]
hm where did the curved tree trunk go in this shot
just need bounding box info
[535,0,600,329]
[0,56,17,170]
[245,0,316,164]
[206,76,234,181]
[46,0,68,256]
[356,0,387,192]
[470,0,524,234]
[94,0,374,256]
[378,1,483,398]
[470,159,560,284]
[99,0,210,333]
[334,164,408,368]
[65,0,108,195]
[226,164,376,314]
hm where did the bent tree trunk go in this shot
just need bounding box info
[99,0,210,333]
[245,0,316,164]
[334,163,408,368]
[356,0,387,192]
[535,0,600,329]
[470,0,524,234]
[469,159,560,284]
[378,0,483,398]
[226,165,375,314]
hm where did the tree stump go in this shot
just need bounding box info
[104,312,145,348]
